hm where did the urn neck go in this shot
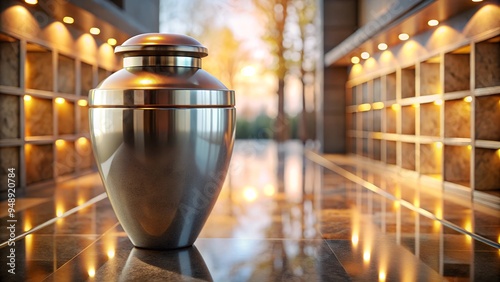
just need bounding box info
[123,56,201,68]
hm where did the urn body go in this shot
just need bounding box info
[89,34,235,249]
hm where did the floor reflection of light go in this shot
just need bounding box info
[88,268,96,278]
[56,205,64,217]
[379,270,386,281]
[25,234,33,261]
[363,250,371,264]
[351,234,359,247]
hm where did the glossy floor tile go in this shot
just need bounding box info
[0,140,499,281]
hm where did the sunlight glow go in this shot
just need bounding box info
[243,186,257,202]
[241,65,257,77]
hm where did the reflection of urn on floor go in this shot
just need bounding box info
[89,34,236,249]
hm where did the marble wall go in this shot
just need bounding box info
[475,94,500,141]
[420,103,440,137]
[25,144,53,184]
[373,110,381,132]
[444,53,470,92]
[475,148,500,191]
[386,141,397,165]
[79,105,89,133]
[57,101,75,135]
[445,99,471,138]
[402,106,415,135]
[26,47,53,91]
[420,63,440,95]
[386,73,396,100]
[444,145,470,186]
[81,62,93,96]
[0,37,19,87]
[475,40,500,88]
[401,68,416,98]
[0,146,20,198]
[385,108,397,133]
[76,138,94,170]
[25,97,53,136]
[56,141,76,176]
[373,78,381,101]
[420,144,441,175]
[401,142,415,171]
[58,54,75,94]
[0,93,19,139]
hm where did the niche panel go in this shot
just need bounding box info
[25,43,53,91]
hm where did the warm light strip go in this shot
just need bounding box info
[391,104,401,111]
[358,103,371,111]
[55,139,65,147]
[377,43,388,51]
[90,27,100,35]
[107,38,117,46]
[398,33,410,41]
[372,102,384,110]
[63,16,74,24]
[77,99,88,107]
[427,19,439,26]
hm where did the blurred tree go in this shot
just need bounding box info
[200,27,249,90]
[294,0,317,142]
[252,0,290,142]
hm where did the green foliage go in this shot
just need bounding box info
[235,112,315,140]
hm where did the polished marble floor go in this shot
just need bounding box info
[0,140,499,281]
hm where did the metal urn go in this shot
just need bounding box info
[89,33,236,249]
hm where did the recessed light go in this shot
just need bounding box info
[378,43,388,51]
[90,27,100,35]
[24,95,32,101]
[428,19,439,26]
[472,0,483,2]
[63,16,74,24]
[55,97,65,104]
[107,38,117,46]
[77,99,88,107]
[361,52,370,59]
[351,56,360,64]
[398,33,410,41]
[25,0,37,4]
[464,96,472,103]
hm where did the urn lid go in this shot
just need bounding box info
[89,33,234,108]
[115,33,208,58]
